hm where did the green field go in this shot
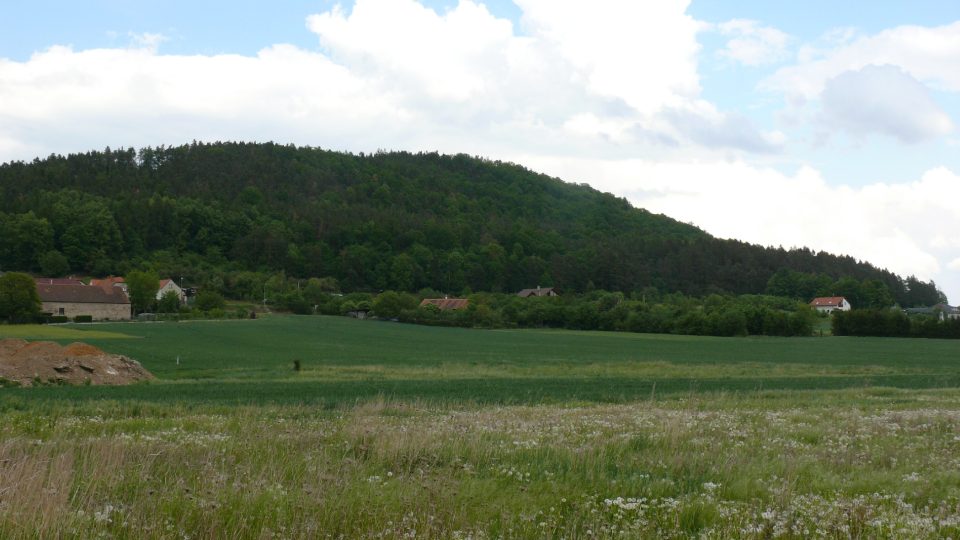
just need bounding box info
[2,317,960,538]
[2,315,959,405]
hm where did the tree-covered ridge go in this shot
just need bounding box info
[0,142,945,306]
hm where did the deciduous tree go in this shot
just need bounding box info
[126,270,159,314]
[0,272,41,323]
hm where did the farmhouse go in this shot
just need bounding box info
[37,283,131,321]
[517,286,559,298]
[420,298,469,311]
[157,279,186,303]
[810,296,852,313]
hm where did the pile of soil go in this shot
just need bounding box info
[0,339,154,387]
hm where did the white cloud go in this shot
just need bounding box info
[307,0,704,119]
[764,21,960,99]
[0,43,408,158]
[516,155,960,301]
[820,65,953,143]
[308,1,515,103]
[514,0,701,114]
[716,19,790,67]
[0,0,775,162]
[949,258,960,271]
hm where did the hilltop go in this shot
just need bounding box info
[0,142,943,305]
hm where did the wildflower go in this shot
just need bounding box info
[902,472,922,482]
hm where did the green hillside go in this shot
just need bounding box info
[0,142,943,305]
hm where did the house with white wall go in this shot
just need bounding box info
[157,279,186,303]
[810,296,852,313]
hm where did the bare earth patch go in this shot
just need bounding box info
[0,338,154,386]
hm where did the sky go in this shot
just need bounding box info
[1,1,959,302]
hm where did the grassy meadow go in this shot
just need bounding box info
[2,316,960,538]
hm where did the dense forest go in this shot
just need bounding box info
[0,142,945,306]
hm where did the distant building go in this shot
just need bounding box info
[937,304,960,320]
[37,283,131,321]
[420,298,470,311]
[157,279,186,303]
[810,296,852,313]
[517,286,559,298]
[907,304,960,321]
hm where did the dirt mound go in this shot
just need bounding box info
[63,343,105,357]
[0,339,154,387]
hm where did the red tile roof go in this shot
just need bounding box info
[420,298,469,311]
[89,276,126,287]
[37,284,130,305]
[810,297,847,307]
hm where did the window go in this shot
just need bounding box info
[58,307,65,315]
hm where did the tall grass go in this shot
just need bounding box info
[2,389,960,538]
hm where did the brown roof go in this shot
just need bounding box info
[35,278,85,286]
[810,297,847,307]
[517,287,558,297]
[420,298,470,311]
[37,284,130,305]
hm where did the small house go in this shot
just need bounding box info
[810,296,852,313]
[420,298,469,311]
[517,286,559,298]
[157,279,186,303]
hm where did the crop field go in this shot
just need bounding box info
[2,316,960,538]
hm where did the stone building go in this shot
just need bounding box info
[37,283,131,321]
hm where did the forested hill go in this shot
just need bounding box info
[0,142,944,306]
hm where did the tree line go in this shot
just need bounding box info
[247,275,818,338]
[832,310,960,339]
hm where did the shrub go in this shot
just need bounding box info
[196,290,226,312]
[74,315,93,323]
[157,290,181,313]
[49,315,69,324]
[372,291,417,319]
[279,293,312,315]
